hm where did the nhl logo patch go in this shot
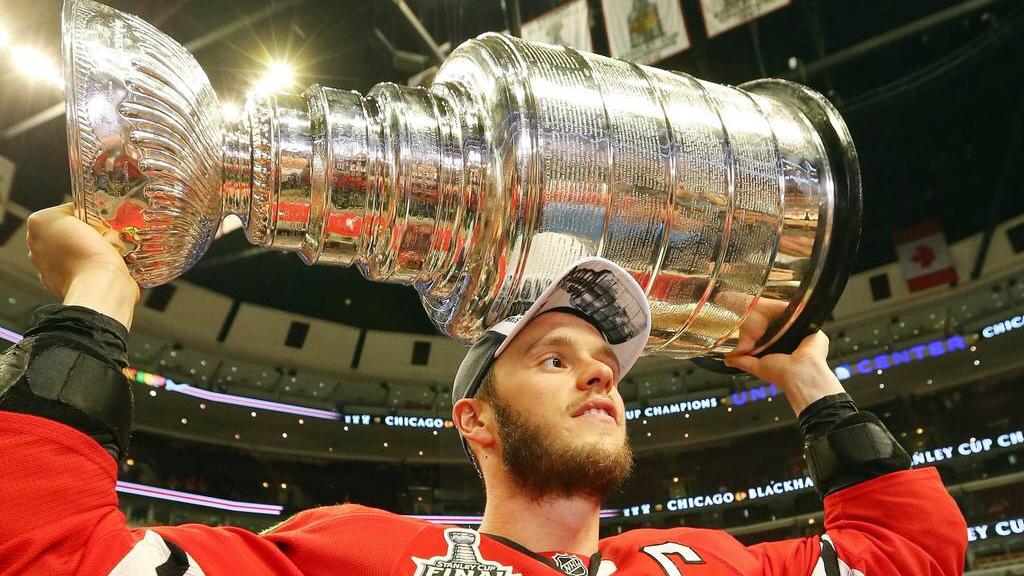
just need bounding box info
[553,553,588,576]
[412,529,521,576]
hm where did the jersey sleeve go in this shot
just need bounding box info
[746,467,967,576]
[0,410,150,576]
[0,411,426,576]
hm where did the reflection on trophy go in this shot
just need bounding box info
[62,0,861,359]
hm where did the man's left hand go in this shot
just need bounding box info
[724,331,845,416]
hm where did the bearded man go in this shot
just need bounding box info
[0,204,966,576]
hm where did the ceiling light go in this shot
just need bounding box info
[251,60,295,96]
[269,60,292,80]
[221,101,242,123]
[9,45,62,88]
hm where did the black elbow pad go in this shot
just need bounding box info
[804,411,912,498]
[0,334,133,461]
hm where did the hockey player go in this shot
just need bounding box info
[0,204,967,575]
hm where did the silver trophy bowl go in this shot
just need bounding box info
[62,0,861,360]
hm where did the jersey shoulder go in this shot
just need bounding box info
[249,504,441,574]
[600,526,762,574]
[600,526,747,552]
[270,509,554,576]
[263,503,429,535]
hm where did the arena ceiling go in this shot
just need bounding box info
[1,0,1022,335]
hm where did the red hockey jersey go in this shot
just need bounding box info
[0,411,967,576]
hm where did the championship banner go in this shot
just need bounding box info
[602,0,690,65]
[698,0,791,38]
[0,154,14,225]
[894,220,958,292]
[521,0,593,52]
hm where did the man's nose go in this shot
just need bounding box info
[577,358,615,393]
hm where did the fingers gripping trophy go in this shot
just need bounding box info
[61,0,861,362]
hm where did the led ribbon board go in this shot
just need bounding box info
[115,481,283,515]
[833,335,968,381]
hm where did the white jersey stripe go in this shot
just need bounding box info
[107,530,206,576]
[810,534,864,576]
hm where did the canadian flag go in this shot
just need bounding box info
[894,220,958,292]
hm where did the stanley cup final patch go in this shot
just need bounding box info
[412,529,521,576]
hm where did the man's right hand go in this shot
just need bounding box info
[26,204,140,329]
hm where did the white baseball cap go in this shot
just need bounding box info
[452,256,651,406]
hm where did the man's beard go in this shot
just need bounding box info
[489,394,633,502]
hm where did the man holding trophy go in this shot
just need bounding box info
[0,202,965,575]
[1,0,966,574]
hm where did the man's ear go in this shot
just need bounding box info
[452,397,496,450]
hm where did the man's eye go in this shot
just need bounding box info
[542,356,565,369]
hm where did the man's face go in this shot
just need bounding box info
[484,311,633,501]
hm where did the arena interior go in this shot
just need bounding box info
[1,0,1023,574]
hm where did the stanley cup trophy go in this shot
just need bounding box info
[62,0,861,361]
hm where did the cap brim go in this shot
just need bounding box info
[488,257,651,377]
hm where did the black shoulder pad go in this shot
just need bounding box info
[0,334,133,460]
